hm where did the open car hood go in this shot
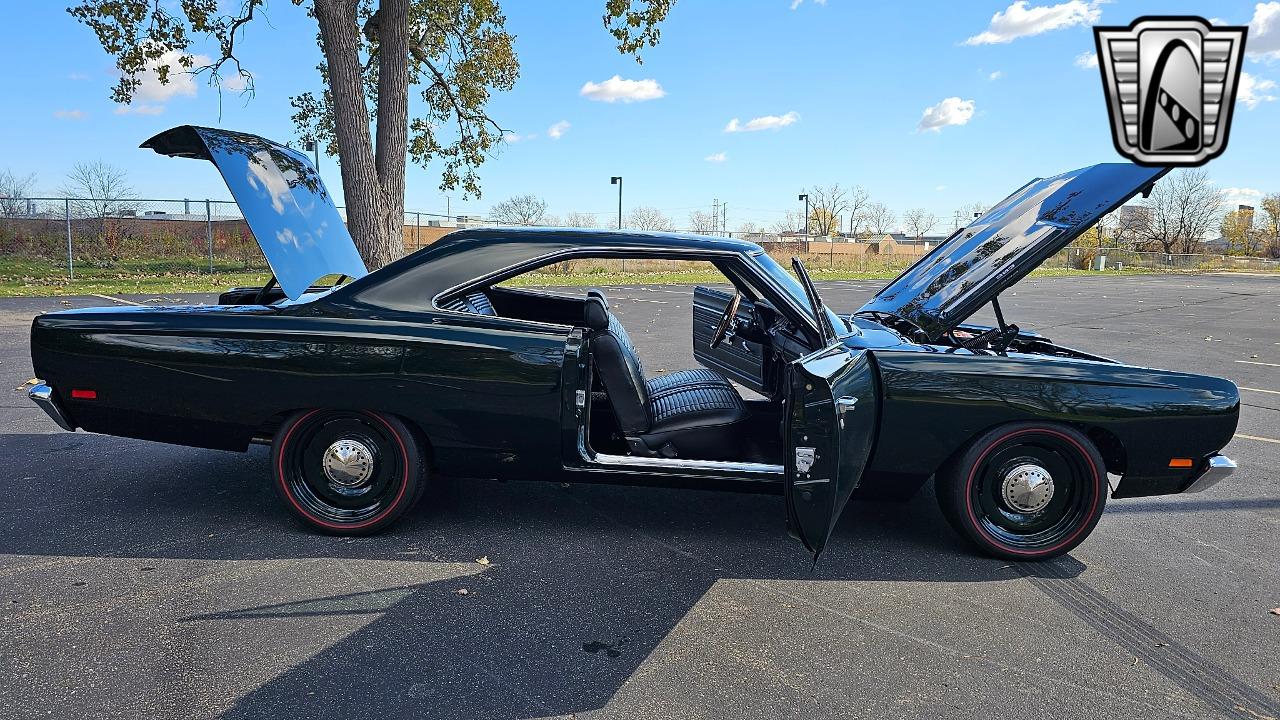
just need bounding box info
[141,125,367,300]
[858,163,1168,341]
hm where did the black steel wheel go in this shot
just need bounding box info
[271,409,424,535]
[936,422,1107,560]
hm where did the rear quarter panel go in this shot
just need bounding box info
[30,305,569,479]
[864,349,1240,498]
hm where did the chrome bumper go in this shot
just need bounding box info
[1183,454,1236,494]
[28,382,75,432]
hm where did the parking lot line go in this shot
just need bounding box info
[1235,433,1280,445]
[1240,386,1280,395]
[89,293,145,307]
[1235,360,1280,368]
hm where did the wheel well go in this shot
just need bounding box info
[931,420,1125,480]
[1083,425,1126,475]
[252,409,436,472]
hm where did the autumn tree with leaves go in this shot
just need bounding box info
[68,0,674,270]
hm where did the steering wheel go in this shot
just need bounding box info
[709,293,743,349]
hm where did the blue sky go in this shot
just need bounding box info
[2,1,1279,232]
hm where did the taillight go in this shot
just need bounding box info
[70,389,97,400]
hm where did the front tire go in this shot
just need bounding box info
[936,422,1107,560]
[271,409,424,535]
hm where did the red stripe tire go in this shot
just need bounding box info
[936,422,1107,561]
[271,409,424,535]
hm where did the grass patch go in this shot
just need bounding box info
[0,257,268,297]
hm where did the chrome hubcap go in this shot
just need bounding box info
[1001,463,1054,513]
[321,439,374,489]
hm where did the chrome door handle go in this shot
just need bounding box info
[835,396,857,416]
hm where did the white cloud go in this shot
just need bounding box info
[963,1,1101,45]
[502,131,534,143]
[935,185,948,191]
[1248,2,1280,59]
[1074,51,1098,69]
[133,49,207,102]
[579,75,665,103]
[704,152,727,163]
[790,0,826,9]
[114,104,165,116]
[53,109,85,120]
[547,120,570,139]
[917,97,975,133]
[68,72,90,81]
[988,70,1004,80]
[1238,71,1278,109]
[724,111,800,133]
[220,72,249,92]
[1221,187,1264,206]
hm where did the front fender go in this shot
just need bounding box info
[867,349,1239,498]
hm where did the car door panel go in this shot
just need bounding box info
[692,286,766,393]
[785,345,878,559]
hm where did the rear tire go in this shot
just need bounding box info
[936,422,1107,560]
[271,409,424,535]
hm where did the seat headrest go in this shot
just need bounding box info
[584,296,610,331]
[586,289,609,308]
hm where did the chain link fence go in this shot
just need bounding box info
[2,198,1277,290]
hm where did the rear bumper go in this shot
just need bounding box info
[1182,454,1236,494]
[28,382,76,432]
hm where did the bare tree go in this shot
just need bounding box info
[489,194,548,226]
[626,206,675,231]
[902,208,937,240]
[564,212,598,228]
[736,221,763,238]
[845,185,870,236]
[770,210,804,235]
[0,169,37,216]
[863,202,895,235]
[805,184,849,236]
[60,161,136,220]
[1135,168,1223,254]
[59,161,137,263]
[687,209,718,234]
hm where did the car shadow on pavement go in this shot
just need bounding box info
[0,433,1081,719]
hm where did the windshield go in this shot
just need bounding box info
[752,252,848,338]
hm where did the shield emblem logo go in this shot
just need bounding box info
[1094,16,1248,166]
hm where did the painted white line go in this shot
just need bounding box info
[1240,386,1280,396]
[89,293,145,307]
[1235,433,1280,445]
[1235,360,1280,368]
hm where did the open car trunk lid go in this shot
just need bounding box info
[141,125,367,300]
[858,163,1169,341]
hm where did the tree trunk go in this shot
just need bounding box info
[374,0,410,270]
[313,0,403,271]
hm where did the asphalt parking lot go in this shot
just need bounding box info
[1,273,1278,720]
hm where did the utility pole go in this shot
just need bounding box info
[721,202,727,236]
[952,209,964,230]
[798,194,810,238]
[711,199,719,234]
[611,176,623,229]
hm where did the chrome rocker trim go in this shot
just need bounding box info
[1183,454,1236,494]
[28,382,76,432]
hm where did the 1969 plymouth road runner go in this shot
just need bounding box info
[28,126,1240,560]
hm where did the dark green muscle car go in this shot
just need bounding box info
[27,126,1239,561]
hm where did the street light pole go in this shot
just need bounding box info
[798,194,810,238]
[611,176,623,229]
